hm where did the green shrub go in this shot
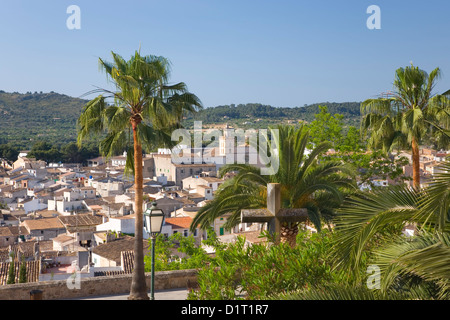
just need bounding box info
[188,230,341,300]
[144,233,213,272]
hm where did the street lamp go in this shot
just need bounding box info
[143,202,165,300]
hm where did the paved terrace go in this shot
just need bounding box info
[72,288,189,300]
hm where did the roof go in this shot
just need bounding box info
[59,172,77,177]
[155,197,184,205]
[0,260,40,285]
[92,236,149,264]
[34,210,60,218]
[0,240,52,262]
[22,217,65,231]
[111,214,135,220]
[121,250,134,273]
[0,226,29,237]
[196,185,212,189]
[52,233,75,244]
[58,214,103,227]
[199,177,223,183]
[165,217,193,229]
[0,227,13,237]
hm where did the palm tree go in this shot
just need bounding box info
[191,125,355,246]
[325,160,450,300]
[361,64,450,190]
[77,50,202,300]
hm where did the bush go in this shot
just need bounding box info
[144,233,213,272]
[188,230,339,300]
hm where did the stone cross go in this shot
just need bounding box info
[240,183,308,243]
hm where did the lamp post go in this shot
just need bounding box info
[143,202,165,300]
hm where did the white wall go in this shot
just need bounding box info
[96,217,135,235]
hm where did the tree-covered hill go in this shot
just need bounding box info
[186,102,362,129]
[0,90,88,149]
[0,90,362,148]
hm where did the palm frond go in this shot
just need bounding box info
[331,186,420,276]
[277,284,413,300]
[375,231,450,298]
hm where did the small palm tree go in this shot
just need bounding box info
[327,160,450,300]
[361,64,450,190]
[191,125,355,246]
[77,50,202,300]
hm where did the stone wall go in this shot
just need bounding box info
[0,269,198,300]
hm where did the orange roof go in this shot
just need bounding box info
[165,217,193,229]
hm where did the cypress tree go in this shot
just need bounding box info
[19,257,27,283]
[6,253,15,284]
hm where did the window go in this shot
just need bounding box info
[183,230,188,237]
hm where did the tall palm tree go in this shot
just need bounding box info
[361,64,450,190]
[191,125,355,246]
[77,50,202,300]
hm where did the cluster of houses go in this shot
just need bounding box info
[2,122,447,286]
[0,125,264,285]
[333,147,450,190]
[398,148,449,187]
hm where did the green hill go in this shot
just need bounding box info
[0,91,362,149]
[186,102,362,129]
[0,91,88,149]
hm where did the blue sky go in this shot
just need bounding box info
[0,0,449,108]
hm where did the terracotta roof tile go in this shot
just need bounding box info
[22,217,65,231]
[58,214,103,227]
[0,260,40,285]
[92,236,149,264]
[165,217,193,229]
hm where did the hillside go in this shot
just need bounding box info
[0,91,88,149]
[0,91,362,149]
[186,102,362,129]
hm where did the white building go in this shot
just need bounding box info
[21,197,48,214]
[96,215,136,236]
[182,176,224,192]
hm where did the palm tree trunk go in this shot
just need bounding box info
[128,120,149,300]
[280,223,299,248]
[411,137,420,190]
